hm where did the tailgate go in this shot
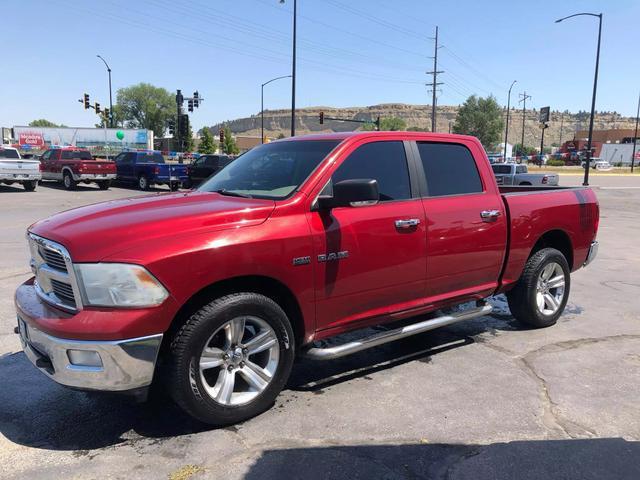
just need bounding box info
[80,161,116,174]
[157,163,188,178]
[0,160,40,175]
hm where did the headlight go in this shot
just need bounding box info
[75,263,168,307]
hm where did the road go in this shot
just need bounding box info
[0,178,639,479]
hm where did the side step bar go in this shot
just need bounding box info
[303,303,493,361]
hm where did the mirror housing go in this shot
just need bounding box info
[317,179,379,209]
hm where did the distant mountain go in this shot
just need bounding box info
[207,103,636,148]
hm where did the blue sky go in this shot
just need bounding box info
[2,0,638,131]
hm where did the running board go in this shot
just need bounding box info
[303,303,493,361]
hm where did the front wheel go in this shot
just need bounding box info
[138,175,150,191]
[166,293,295,425]
[507,247,570,328]
[63,171,76,190]
[23,180,37,191]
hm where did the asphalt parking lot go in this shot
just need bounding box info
[0,176,639,479]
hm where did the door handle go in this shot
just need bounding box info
[395,218,421,229]
[480,210,501,222]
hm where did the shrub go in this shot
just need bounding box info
[546,159,565,167]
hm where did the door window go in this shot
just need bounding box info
[417,142,483,196]
[330,141,411,201]
[41,150,52,161]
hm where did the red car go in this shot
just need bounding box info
[15,132,599,425]
[40,147,116,190]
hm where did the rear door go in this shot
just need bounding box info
[308,139,427,333]
[413,140,507,301]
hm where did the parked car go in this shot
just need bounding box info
[581,158,612,171]
[15,132,599,426]
[184,154,234,188]
[113,151,188,190]
[40,147,116,190]
[491,163,559,186]
[0,146,42,191]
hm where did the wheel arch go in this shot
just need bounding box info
[162,275,306,353]
[529,229,574,270]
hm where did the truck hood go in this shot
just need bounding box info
[29,191,276,261]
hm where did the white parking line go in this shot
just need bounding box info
[599,187,640,190]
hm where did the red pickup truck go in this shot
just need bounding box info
[40,147,116,190]
[15,132,599,425]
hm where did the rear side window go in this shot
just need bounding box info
[492,165,511,174]
[516,165,527,174]
[332,141,411,201]
[61,150,92,160]
[139,153,164,163]
[417,142,483,197]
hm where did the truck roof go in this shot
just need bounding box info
[275,131,481,143]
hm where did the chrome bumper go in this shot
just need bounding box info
[17,317,162,392]
[583,240,599,267]
[0,173,41,181]
[73,173,116,181]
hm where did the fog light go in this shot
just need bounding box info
[67,349,103,368]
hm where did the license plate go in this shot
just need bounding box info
[97,174,106,178]
[13,174,28,179]
[17,317,28,347]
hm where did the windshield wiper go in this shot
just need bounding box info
[213,189,252,198]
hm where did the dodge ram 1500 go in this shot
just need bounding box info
[15,132,599,425]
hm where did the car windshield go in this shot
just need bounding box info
[0,149,20,159]
[61,150,92,160]
[198,140,340,199]
[492,165,512,174]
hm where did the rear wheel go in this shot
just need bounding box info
[63,171,76,190]
[138,175,150,191]
[23,180,37,191]
[97,180,111,190]
[507,247,570,328]
[166,292,295,425]
[169,182,180,191]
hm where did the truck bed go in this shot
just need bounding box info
[499,185,577,194]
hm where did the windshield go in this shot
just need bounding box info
[61,150,92,160]
[198,140,340,199]
[492,165,512,174]
[0,149,20,159]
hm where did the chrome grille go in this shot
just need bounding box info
[28,233,82,312]
[39,247,67,272]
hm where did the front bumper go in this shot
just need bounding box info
[17,317,162,392]
[583,240,599,267]
[73,173,116,182]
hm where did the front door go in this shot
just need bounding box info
[414,141,507,301]
[307,140,427,334]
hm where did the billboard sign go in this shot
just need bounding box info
[18,131,45,147]
[539,106,550,123]
[12,126,151,150]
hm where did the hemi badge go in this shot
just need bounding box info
[292,256,311,266]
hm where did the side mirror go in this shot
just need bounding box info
[317,179,379,209]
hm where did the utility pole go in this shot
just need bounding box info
[559,112,565,146]
[632,91,639,173]
[504,80,517,161]
[426,26,443,132]
[518,92,531,154]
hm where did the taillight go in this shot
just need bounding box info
[39,162,44,172]
[154,166,160,174]
[594,203,600,236]
[542,175,548,184]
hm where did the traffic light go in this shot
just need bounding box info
[193,91,199,108]
[176,89,183,106]
[94,102,101,114]
[319,112,324,124]
[179,114,189,138]
[167,118,175,135]
[103,108,110,120]
[188,99,194,113]
[219,128,225,146]
[83,93,90,109]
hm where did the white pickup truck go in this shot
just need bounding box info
[491,163,559,186]
[0,146,42,191]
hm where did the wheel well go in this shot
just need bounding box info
[163,275,305,350]
[530,230,573,269]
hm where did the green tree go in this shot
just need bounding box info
[452,95,504,147]
[513,143,537,156]
[29,119,66,127]
[222,126,239,154]
[362,117,406,131]
[198,128,216,154]
[115,83,174,138]
[184,123,195,152]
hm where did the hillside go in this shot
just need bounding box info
[209,103,636,148]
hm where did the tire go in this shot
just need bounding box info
[507,247,570,328]
[169,182,180,191]
[182,179,193,189]
[138,175,150,191]
[97,180,111,190]
[23,180,37,192]
[166,292,295,425]
[63,171,76,190]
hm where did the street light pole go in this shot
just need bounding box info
[96,55,113,128]
[555,12,603,186]
[261,75,292,144]
[280,0,297,137]
[503,80,517,161]
[631,92,639,173]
